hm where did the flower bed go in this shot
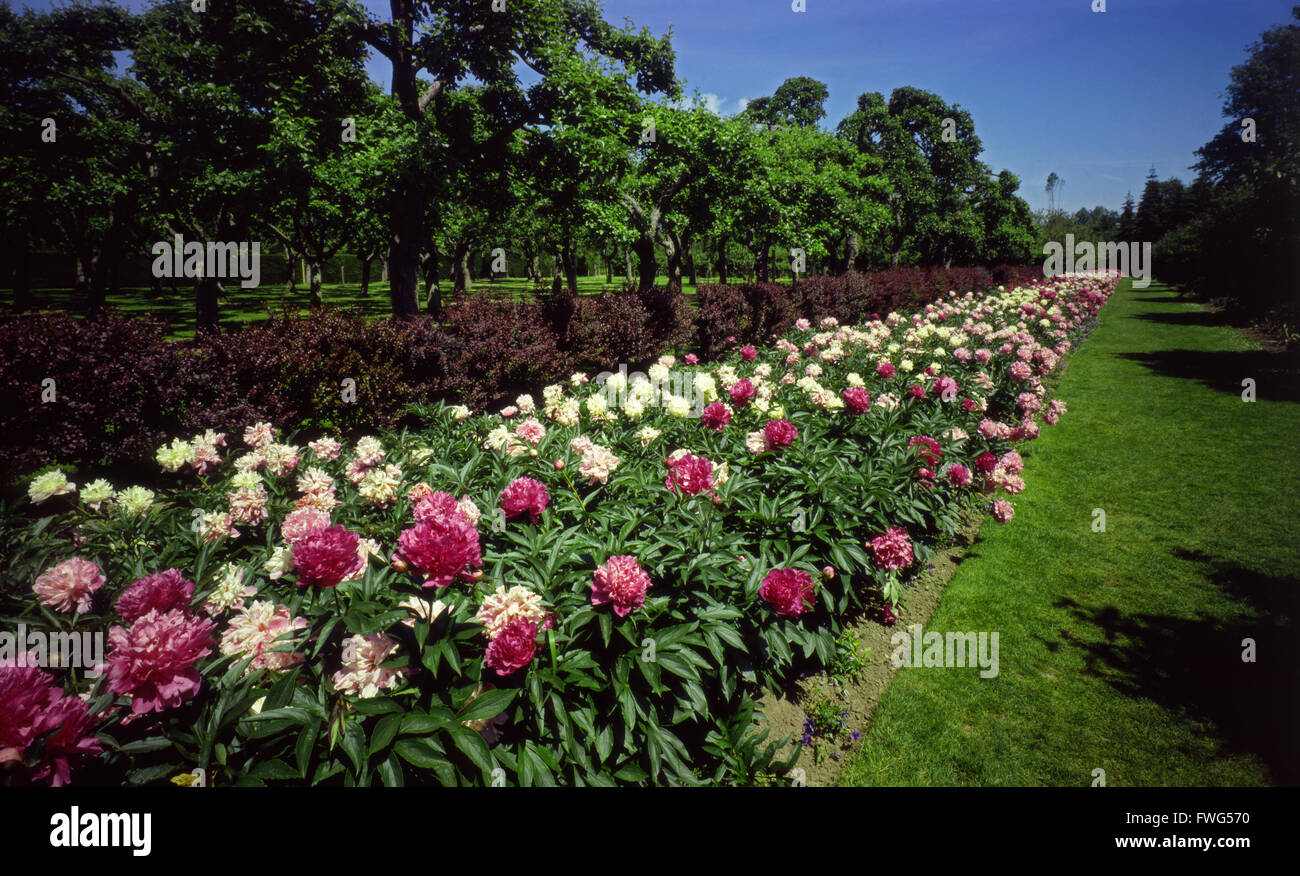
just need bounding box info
[0,275,1116,786]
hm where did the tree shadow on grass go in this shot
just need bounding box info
[1052,553,1299,785]
[1116,348,1300,403]
[1130,309,1235,328]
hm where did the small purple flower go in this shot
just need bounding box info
[851,730,862,743]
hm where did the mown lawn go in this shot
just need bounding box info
[9,276,712,340]
[840,279,1300,786]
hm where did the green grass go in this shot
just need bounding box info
[840,279,1300,787]
[9,276,715,340]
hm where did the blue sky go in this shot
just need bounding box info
[22,0,1296,213]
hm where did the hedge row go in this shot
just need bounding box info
[0,266,1040,479]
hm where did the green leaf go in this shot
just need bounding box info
[393,738,450,770]
[369,713,401,755]
[448,724,495,778]
[457,689,517,723]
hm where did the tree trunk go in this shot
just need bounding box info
[844,231,859,274]
[381,256,389,283]
[754,242,770,283]
[685,238,697,287]
[625,249,635,286]
[422,249,440,311]
[359,256,373,296]
[308,261,323,306]
[388,181,424,318]
[561,242,579,294]
[661,231,683,291]
[634,234,657,291]
[284,246,297,294]
[717,237,729,286]
[196,275,220,333]
[12,231,31,312]
[452,239,473,295]
[604,245,613,285]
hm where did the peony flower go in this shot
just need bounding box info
[79,479,115,511]
[281,507,331,544]
[106,609,216,714]
[590,556,652,617]
[701,402,732,431]
[244,422,276,449]
[115,486,155,516]
[876,362,895,378]
[357,463,403,508]
[0,662,102,786]
[664,453,714,496]
[228,484,269,526]
[332,634,405,698]
[293,525,363,589]
[117,569,194,623]
[739,345,757,362]
[307,436,341,459]
[763,419,798,448]
[579,444,621,485]
[264,545,295,580]
[729,378,756,406]
[1009,360,1033,382]
[499,477,549,523]
[759,568,816,618]
[843,386,871,415]
[202,563,257,616]
[484,620,539,676]
[220,601,308,673]
[155,439,193,473]
[476,585,551,639]
[33,558,104,615]
[514,417,547,446]
[396,517,482,589]
[991,498,1015,523]
[870,527,914,571]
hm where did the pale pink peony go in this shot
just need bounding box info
[308,437,342,460]
[870,527,914,571]
[281,507,331,544]
[33,557,104,615]
[243,422,276,449]
[991,498,1015,523]
[332,634,406,698]
[476,585,552,639]
[220,601,308,673]
[514,417,547,446]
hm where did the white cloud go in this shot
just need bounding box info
[700,93,725,115]
[737,97,751,113]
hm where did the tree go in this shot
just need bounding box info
[742,76,829,129]
[1045,172,1060,214]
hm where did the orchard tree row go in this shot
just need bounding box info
[0,0,1037,330]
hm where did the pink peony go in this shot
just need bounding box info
[684,353,699,365]
[701,402,731,431]
[1009,361,1033,382]
[946,464,973,487]
[106,609,216,714]
[991,498,1015,523]
[499,477,549,523]
[974,348,993,364]
[332,634,406,698]
[515,417,547,446]
[764,419,798,448]
[729,378,756,406]
[0,662,102,786]
[908,435,943,466]
[935,375,959,399]
[396,517,482,589]
[664,453,715,496]
[292,525,363,589]
[281,507,331,544]
[877,362,895,378]
[591,556,652,617]
[843,386,871,415]
[870,526,914,571]
[116,569,194,623]
[484,619,539,676]
[413,491,470,526]
[760,568,816,619]
[739,345,757,362]
[907,383,926,400]
[33,557,104,615]
[243,422,275,449]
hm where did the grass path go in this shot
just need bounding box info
[840,280,1300,786]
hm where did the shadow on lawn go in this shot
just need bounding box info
[1053,552,1300,785]
[1116,348,1300,403]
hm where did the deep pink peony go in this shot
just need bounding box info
[0,662,102,786]
[935,375,959,399]
[843,386,871,415]
[870,526,914,571]
[907,383,926,399]
[729,378,756,406]
[116,569,194,623]
[106,609,216,714]
[591,556,652,618]
[499,477,549,523]
[946,464,973,487]
[739,345,757,362]
[484,619,538,676]
[701,402,731,432]
[759,568,816,618]
[908,435,943,466]
[413,491,468,526]
[876,362,895,378]
[974,451,998,473]
[397,517,482,589]
[684,353,699,365]
[293,525,363,589]
[664,453,715,496]
[764,419,798,448]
